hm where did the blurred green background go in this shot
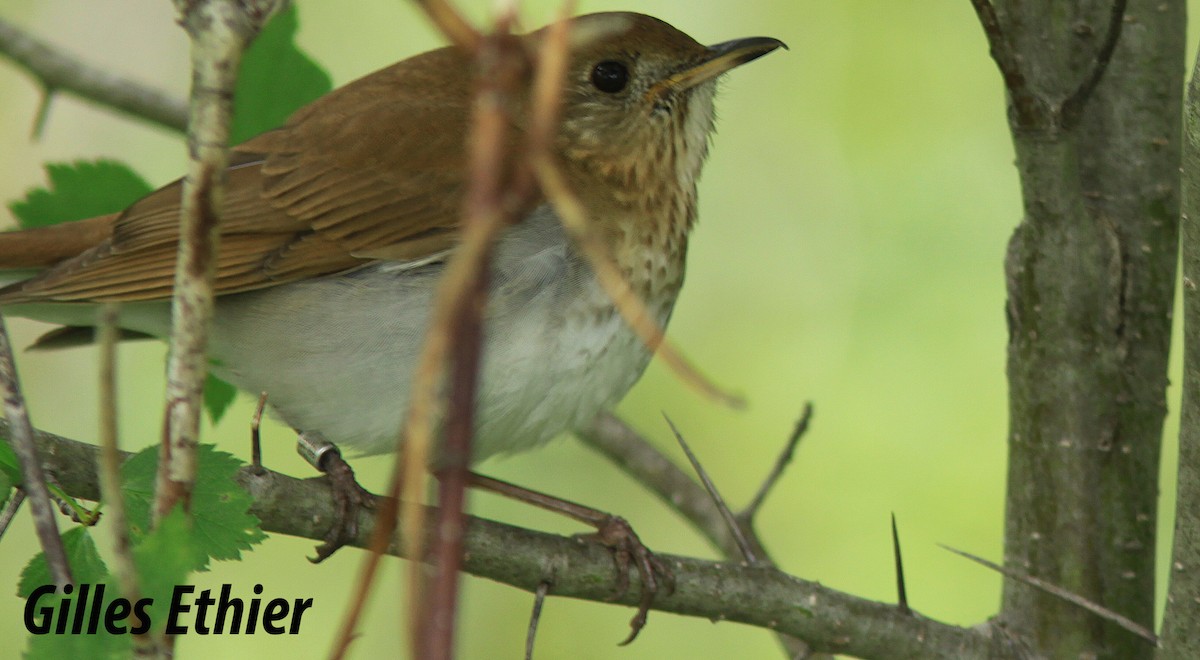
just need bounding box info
[0,1,1192,658]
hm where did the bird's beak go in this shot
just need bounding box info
[655,36,787,95]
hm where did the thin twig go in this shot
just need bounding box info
[525,580,552,660]
[940,544,1158,645]
[578,412,816,658]
[663,414,757,563]
[743,403,812,520]
[891,513,909,615]
[329,472,401,660]
[966,0,1022,88]
[967,0,1041,127]
[154,0,281,523]
[0,16,188,133]
[97,303,156,653]
[578,413,751,559]
[1060,0,1128,128]
[18,423,1009,659]
[0,489,25,539]
[412,0,482,51]
[0,314,71,586]
[420,13,525,656]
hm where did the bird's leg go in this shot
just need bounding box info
[465,471,674,645]
[296,431,377,562]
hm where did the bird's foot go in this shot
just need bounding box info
[296,431,376,562]
[465,472,672,644]
[578,514,675,645]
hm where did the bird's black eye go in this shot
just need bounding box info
[590,61,629,94]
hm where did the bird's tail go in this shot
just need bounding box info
[0,214,116,270]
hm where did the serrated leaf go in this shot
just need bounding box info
[203,374,238,424]
[21,568,133,658]
[18,526,110,598]
[8,160,152,229]
[231,5,332,144]
[122,444,265,561]
[188,447,267,560]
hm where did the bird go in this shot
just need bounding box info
[0,10,783,638]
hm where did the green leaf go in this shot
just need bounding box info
[231,5,332,144]
[8,160,152,229]
[25,596,132,660]
[131,506,207,629]
[188,447,268,560]
[0,437,19,484]
[122,444,266,562]
[203,374,239,424]
[18,526,110,598]
[120,446,158,542]
[1,439,17,516]
[0,469,10,514]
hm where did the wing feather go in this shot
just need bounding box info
[0,45,517,305]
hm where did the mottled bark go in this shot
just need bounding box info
[983,1,1183,658]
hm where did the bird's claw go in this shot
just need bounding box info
[296,432,376,562]
[577,515,675,645]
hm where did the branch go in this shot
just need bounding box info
[11,421,1024,659]
[578,412,760,560]
[154,0,282,520]
[966,0,1042,128]
[579,410,824,658]
[0,316,70,586]
[0,15,187,133]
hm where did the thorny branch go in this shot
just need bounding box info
[13,422,1024,659]
[0,316,70,587]
[0,16,187,134]
[579,410,819,658]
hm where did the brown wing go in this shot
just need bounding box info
[1,45,493,304]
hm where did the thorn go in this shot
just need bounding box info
[0,489,26,540]
[524,581,552,660]
[742,402,813,521]
[940,543,1158,645]
[31,85,55,140]
[663,413,757,563]
[892,513,910,615]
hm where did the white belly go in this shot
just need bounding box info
[207,208,677,460]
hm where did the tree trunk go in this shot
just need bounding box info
[993,1,1182,657]
[1158,38,1200,660]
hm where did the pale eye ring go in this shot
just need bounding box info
[590,61,629,93]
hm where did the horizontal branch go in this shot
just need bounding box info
[0,15,187,133]
[6,421,1024,658]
